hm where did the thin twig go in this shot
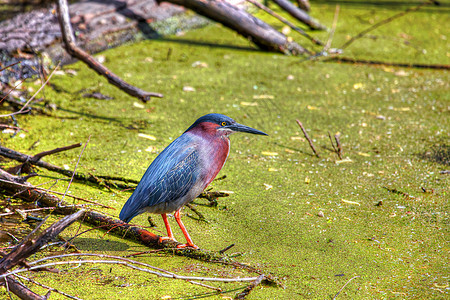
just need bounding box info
[234,274,265,299]
[60,136,91,206]
[324,56,450,70]
[245,0,322,46]
[186,203,208,222]
[219,244,235,254]
[0,61,20,72]
[187,280,222,292]
[332,275,360,299]
[328,131,338,153]
[296,120,319,158]
[334,133,343,159]
[3,257,260,283]
[0,62,61,118]
[32,143,82,162]
[14,274,82,300]
[0,178,113,209]
[0,79,25,104]
[324,5,340,52]
[340,1,433,49]
[0,207,56,217]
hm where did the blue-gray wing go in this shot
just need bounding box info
[119,134,201,222]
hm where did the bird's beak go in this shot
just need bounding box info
[226,123,268,136]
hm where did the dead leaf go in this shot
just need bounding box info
[138,133,156,140]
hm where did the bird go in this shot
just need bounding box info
[119,113,267,249]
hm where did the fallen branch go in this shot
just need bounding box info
[296,120,319,158]
[0,210,84,274]
[158,0,307,55]
[56,0,163,102]
[234,274,265,299]
[246,0,322,46]
[0,276,48,300]
[25,253,259,283]
[0,170,281,286]
[0,145,135,189]
[272,0,326,30]
[324,56,450,70]
[0,211,84,299]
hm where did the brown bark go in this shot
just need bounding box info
[158,0,307,55]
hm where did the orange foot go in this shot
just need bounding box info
[176,243,199,249]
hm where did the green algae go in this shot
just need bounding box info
[1,1,449,299]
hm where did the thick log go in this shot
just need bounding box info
[272,0,325,30]
[158,0,307,55]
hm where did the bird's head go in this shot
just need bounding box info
[185,113,268,137]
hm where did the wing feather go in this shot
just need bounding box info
[119,134,201,222]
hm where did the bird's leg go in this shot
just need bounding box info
[159,213,177,243]
[174,209,199,249]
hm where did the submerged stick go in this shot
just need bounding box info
[340,1,433,49]
[296,120,319,158]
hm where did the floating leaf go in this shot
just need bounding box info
[183,86,196,92]
[138,133,156,140]
[357,152,371,157]
[261,151,278,156]
[253,95,274,99]
[240,102,258,106]
[353,83,364,90]
[133,102,145,109]
[335,157,353,164]
[268,168,278,172]
[341,199,360,206]
[264,183,273,190]
[191,61,208,68]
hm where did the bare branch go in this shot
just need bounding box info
[56,0,163,102]
[296,120,319,158]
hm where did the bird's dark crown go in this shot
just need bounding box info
[185,113,236,132]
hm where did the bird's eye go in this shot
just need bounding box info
[221,121,227,126]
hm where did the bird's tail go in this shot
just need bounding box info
[119,194,141,223]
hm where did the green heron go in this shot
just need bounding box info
[119,113,267,248]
